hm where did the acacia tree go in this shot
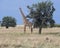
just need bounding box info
[1,16,16,28]
[27,1,55,34]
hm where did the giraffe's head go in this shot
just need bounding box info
[19,8,21,10]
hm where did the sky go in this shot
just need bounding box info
[0,0,60,25]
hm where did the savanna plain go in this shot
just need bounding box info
[0,25,60,48]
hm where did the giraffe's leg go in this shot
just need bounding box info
[31,27,33,34]
[24,25,26,33]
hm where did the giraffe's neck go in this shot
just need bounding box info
[19,8,26,19]
[19,8,29,24]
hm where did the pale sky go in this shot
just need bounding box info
[0,0,60,24]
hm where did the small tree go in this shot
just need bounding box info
[1,16,16,28]
[27,1,55,34]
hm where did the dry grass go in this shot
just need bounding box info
[0,26,60,48]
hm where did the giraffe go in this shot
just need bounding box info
[19,8,33,33]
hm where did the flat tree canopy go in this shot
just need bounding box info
[27,0,55,34]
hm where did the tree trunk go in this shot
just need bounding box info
[39,26,42,34]
[6,26,9,29]
[39,22,43,34]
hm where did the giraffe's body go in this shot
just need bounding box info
[19,8,33,33]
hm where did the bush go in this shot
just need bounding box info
[54,24,60,27]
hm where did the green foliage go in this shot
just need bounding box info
[49,19,55,27]
[0,21,1,26]
[1,16,16,28]
[27,0,55,34]
[54,24,60,27]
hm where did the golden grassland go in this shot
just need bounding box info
[0,25,60,48]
